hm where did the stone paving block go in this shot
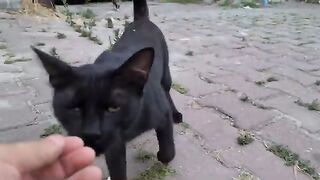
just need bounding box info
[268,56,320,72]
[265,79,320,102]
[261,95,320,133]
[220,142,311,180]
[256,117,320,170]
[0,119,57,143]
[128,131,238,180]
[180,107,239,150]
[173,70,227,97]
[95,130,239,179]
[0,80,27,97]
[198,92,277,130]
[21,77,53,105]
[268,66,320,86]
[34,102,55,122]
[0,95,36,130]
[207,74,281,99]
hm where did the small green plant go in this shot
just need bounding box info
[266,77,278,82]
[180,122,190,129]
[136,150,156,163]
[81,9,96,19]
[56,33,67,39]
[233,171,257,180]
[255,81,265,86]
[162,0,201,3]
[40,124,64,137]
[134,162,176,180]
[237,131,254,146]
[35,42,46,46]
[4,57,32,64]
[0,44,7,50]
[267,144,320,180]
[240,0,260,8]
[106,17,114,28]
[218,0,233,7]
[108,29,122,49]
[308,99,320,111]
[172,82,188,94]
[50,47,59,58]
[295,99,320,111]
[185,50,194,56]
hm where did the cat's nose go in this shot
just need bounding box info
[81,128,101,140]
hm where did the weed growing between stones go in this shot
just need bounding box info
[172,82,188,94]
[81,8,96,19]
[237,130,254,146]
[267,144,320,180]
[35,42,46,46]
[0,44,7,50]
[136,150,156,163]
[134,150,176,180]
[255,81,265,86]
[162,0,201,3]
[233,171,259,180]
[40,124,64,137]
[56,32,67,39]
[60,2,102,45]
[185,50,194,56]
[108,28,123,49]
[4,57,32,64]
[134,162,176,180]
[295,99,320,111]
[266,76,278,82]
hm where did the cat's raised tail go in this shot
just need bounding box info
[133,0,149,21]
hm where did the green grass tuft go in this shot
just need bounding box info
[40,124,64,138]
[57,32,67,39]
[136,150,156,163]
[134,162,176,180]
[0,44,7,50]
[255,81,265,86]
[237,131,254,146]
[81,9,96,19]
[267,144,320,180]
[162,0,201,3]
[172,82,188,94]
[266,77,278,82]
[35,42,46,46]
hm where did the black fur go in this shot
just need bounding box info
[32,0,182,179]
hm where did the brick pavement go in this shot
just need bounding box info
[0,2,319,179]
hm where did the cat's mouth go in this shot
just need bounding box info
[82,137,107,156]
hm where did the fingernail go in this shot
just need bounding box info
[47,135,65,147]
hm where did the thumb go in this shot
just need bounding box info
[0,135,65,173]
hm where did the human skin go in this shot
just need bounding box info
[0,135,102,180]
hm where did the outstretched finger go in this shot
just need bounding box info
[0,135,65,173]
[68,166,102,180]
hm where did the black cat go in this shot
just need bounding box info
[32,0,182,179]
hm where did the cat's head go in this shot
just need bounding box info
[32,47,154,154]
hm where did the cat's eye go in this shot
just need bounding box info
[107,106,121,113]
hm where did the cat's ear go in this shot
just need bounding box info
[113,47,154,95]
[31,46,74,88]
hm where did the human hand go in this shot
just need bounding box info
[0,135,102,180]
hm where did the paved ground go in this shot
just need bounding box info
[0,2,320,180]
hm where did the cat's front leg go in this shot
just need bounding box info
[105,141,127,180]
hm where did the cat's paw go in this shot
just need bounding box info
[107,176,111,180]
[173,112,183,124]
[157,149,175,164]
